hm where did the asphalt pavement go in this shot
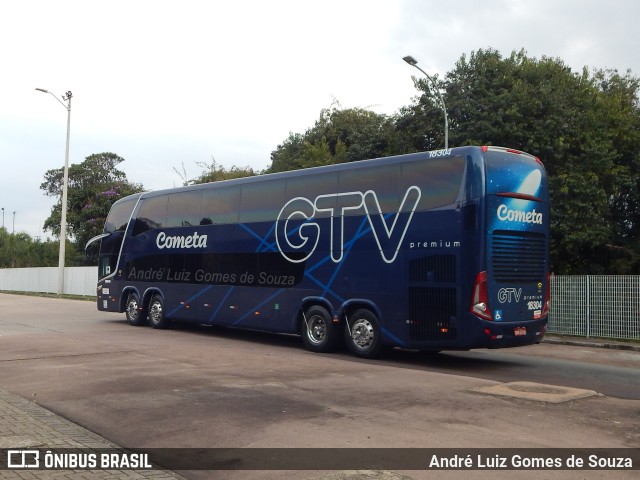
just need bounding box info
[1,292,638,479]
[0,333,636,480]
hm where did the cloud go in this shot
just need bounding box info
[395,0,639,74]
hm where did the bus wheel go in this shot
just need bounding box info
[301,305,340,353]
[345,309,383,358]
[148,294,168,329]
[125,293,145,326]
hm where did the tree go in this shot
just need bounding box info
[0,228,59,268]
[394,74,450,153]
[269,49,640,273]
[591,69,640,272]
[188,157,256,185]
[426,48,640,273]
[268,104,395,173]
[40,152,144,261]
[173,157,256,186]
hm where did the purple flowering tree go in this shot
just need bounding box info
[40,152,144,264]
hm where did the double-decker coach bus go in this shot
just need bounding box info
[87,146,550,358]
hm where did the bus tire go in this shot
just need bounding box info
[125,293,145,326]
[148,294,168,329]
[344,309,383,358]
[301,305,340,353]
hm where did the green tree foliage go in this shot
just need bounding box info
[40,152,144,263]
[178,157,257,185]
[268,49,640,274]
[268,105,396,173]
[394,75,449,153]
[439,48,640,273]
[0,228,60,268]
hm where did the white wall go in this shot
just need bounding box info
[0,267,97,296]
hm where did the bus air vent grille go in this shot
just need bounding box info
[491,230,546,282]
[408,287,458,341]
[409,254,456,283]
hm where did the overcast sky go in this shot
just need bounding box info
[1,0,638,239]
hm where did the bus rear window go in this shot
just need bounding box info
[485,151,546,200]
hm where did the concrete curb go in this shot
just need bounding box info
[543,334,640,352]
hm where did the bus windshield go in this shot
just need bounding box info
[104,195,141,233]
[97,194,140,279]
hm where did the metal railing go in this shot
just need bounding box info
[549,275,640,340]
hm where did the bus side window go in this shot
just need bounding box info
[100,256,111,277]
[201,187,241,225]
[167,190,203,228]
[285,173,338,218]
[133,196,168,235]
[239,179,285,224]
[338,164,400,215]
[401,156,465,211]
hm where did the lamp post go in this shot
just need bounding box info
[402,55,448,149]
[36,88,72,295]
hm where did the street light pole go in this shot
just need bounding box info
[402,55,449,149]
[36,88,72,295]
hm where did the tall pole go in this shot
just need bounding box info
[36,88,72,295]
[11,211,16,268]
[403,55,448,149]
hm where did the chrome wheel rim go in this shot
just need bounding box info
[306,314,327,345]
[351,318,375,350]
[126,298,139,321]
[149,300,163,325]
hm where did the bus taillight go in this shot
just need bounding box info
[470,271,493,321]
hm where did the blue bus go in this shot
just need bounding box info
[87,146,550,358]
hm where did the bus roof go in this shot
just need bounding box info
[118,145,540,203]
